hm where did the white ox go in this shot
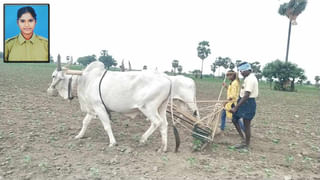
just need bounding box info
[167,75,200,120]
[143,69,200,120]
[47,56,172,152]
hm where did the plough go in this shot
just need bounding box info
[166,101,227,143]
[167,73,229,152]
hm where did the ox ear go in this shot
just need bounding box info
[57,54,62,71]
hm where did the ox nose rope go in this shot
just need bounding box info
[99,70,112,120]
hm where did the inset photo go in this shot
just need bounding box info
[3,4,50,62]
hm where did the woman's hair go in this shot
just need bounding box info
[17,6,37,20]
[227,70,240,82]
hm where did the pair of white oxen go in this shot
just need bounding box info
[47,59,200,152]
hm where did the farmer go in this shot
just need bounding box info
[229,62,258,149]
[220,70,244,134]
[5,6,48,61]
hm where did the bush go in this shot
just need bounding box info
[262,60,305,92]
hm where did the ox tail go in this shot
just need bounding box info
[173,124,180,153]
[167,77,180,153]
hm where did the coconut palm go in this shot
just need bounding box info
[128,61,132,71]
[197,41,211,79]
[177,65,183,74]
[315,76,320,85]
[229,62,235,70]
[120,60,125,72]
[235,60,242,68]
[143,65,147,70]
[278,0,307,62]
[222,57,231,69]
[214,56,224,76]
[211,63,218,78]
[214,57,231,76]
[172,60,179,75]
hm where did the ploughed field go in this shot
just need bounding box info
[0,62,319,180]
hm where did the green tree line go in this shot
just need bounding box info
[77,50,117,69]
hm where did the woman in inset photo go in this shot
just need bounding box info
[5,6,48,61]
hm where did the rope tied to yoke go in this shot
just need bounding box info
[98,70,112,120]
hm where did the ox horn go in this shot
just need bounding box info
[57,54,62,71]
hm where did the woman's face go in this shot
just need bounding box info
[17,12,36,35]
[227,74,235,81]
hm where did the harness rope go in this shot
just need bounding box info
[68,75,74,100]
[167,77,181,152]
[99,70,112,120]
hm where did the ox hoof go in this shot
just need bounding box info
[139,139,147,144]
[75,135,83,139]
[109,142,117,147]
[157,146,168,153]
[138,140,148,147]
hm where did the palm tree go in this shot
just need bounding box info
[315,76,320,85]
[214,56,228,76]
[128,61,132,71]
[100,50,108,56]
[222,57,231,69]
[120,60,125,72]
[229,62,235,70]
[177,65,183,74]
[172,60,179,75]
[278,0,307,62]
[143,65,147,70]
[211,63,217,78]
[197,41,211,79]
[235,60,242,68]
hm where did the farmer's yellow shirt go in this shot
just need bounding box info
[225,80,240,119]
[5,33,48,61]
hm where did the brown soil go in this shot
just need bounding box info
[0,63,319,180]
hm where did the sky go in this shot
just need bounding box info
[1,0,319,83]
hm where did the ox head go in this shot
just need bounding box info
[47,54,82,99]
